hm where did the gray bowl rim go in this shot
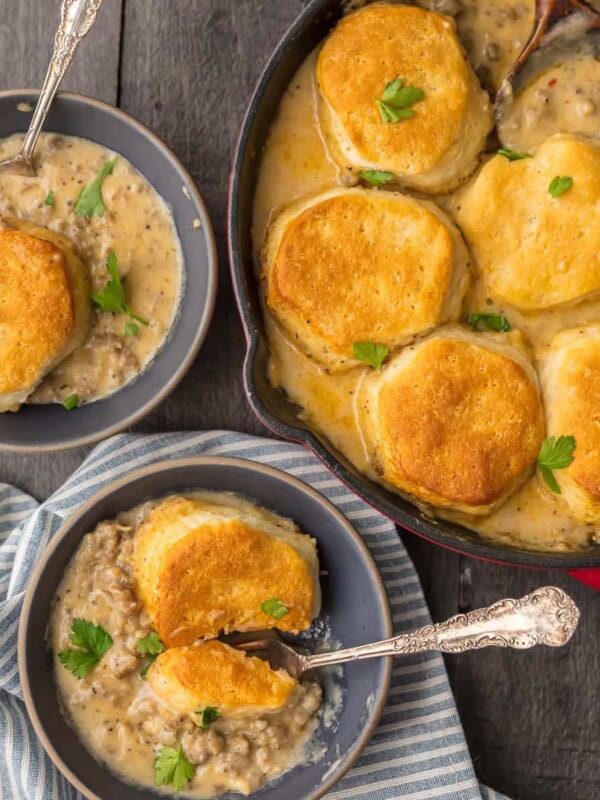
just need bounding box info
[0,89,218,453]
[18,455,393,800]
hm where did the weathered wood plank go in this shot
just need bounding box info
[118,0,305,435]
[0,0,123,102]
[453,563,600,800]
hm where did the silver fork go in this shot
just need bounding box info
[0,0,104,177]
[235,587,579,679]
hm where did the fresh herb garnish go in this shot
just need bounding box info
[497,148,533,162]
[139,661,153,680]
[154,744,196,792]
[92,252,149,326]
[124,321,140,337]
[43,190,55,206]
[260,598,289,620]
[62,393,79,411]
[374,78,425,123]
[548,176,573,198]
[353,341,390,371]
[468,312,511,333]
[357,169,395,186]
[538,435,576,494]
[75,156,118,218]
[58,619,113,679]
[138,631,165,679]
[196,706,222,729]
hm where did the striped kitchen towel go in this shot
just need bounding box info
[0,431,511,800]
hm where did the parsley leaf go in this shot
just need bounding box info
[139,661,154,680]
[58,649,100,678]
[62,393,79,410]
[548,176,573,198]
[468,312,512,333]
[381,77,404,101]
[138,631,164,656]
[138,631,164,679]
[196,707,222,729]
[374,78,425,123]
[58,619,113,679]
[378,103,416,123]
[497,148,533,161]
[75,157,118,218]
[124,321,139,337]
[538,435,576,494]
[44,190,55,206]
[357,169,395,186]
[154,744,195,792]
[92,252,149,326]
[260,598,289,620]
[353,341,389,371]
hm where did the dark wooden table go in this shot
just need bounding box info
[1,2,598,798]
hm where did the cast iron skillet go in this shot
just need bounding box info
[227,0,600,573]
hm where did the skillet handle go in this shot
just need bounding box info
[569,569,600,591]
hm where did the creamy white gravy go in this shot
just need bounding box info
[0,132,182,404]
[253,2,600,552]
[499,51,600,151]
[50,492,329,798]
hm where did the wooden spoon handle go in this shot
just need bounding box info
[498,0,600,106]
[535,0,600,31]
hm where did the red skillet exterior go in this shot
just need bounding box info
[227,0,600,576]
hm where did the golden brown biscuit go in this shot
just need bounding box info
[358,327,545,514]
[134,495,320,647]
[0,219,90,411]
[148,641,298,718]
[262,188,471,371]
[541,325,600,521]
[316,3,492,193]
[453,135,600,311]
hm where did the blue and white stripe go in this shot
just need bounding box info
[0,431,510,799]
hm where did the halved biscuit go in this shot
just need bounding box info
[453,135,600,311]
[0,219,91,411]
[262,187,471,371]
[541,325,600,521]
[134,496,320,647]
[148,641,298,718]
[358,326,545,515]
[316,3,492,193]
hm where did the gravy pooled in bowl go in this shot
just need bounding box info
[0,132,182,406]
[253,0,600,553]
[50,493,325,798]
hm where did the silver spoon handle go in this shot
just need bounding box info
[305,587,579,670]
[21,0,104,163]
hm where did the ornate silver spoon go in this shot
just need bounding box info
[495,0,600,123]
[0,0,104,177]
[235,587,579,679]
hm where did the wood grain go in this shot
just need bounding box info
[0,0,123,102]
[118,0,306,437]
[0,1,598,798]
[451,562,600,800]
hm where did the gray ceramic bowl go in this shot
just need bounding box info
[19,456,392,800]
[0,90,217,452]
